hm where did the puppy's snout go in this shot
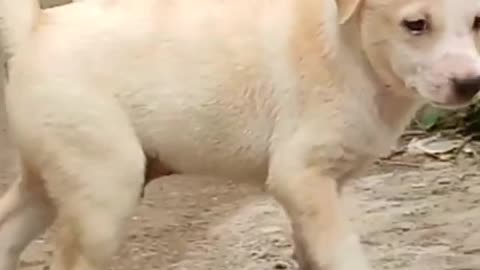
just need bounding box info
[452,76,480,100]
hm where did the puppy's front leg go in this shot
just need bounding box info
[268,167,370,270]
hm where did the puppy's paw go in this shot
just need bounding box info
[291,233,371,270]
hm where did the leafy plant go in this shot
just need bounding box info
[413,106,458,131]
[412,99,480,137]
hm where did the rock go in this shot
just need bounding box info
[467,185,480,194]
[423,162,451,170]
[273,261,289,269]
[411,182,427,188]
[437,178,453,185]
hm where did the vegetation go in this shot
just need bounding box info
[413,101,480,139]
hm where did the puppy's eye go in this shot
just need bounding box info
[402,18,429,35]
[473,16,480,31]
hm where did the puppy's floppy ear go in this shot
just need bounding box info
[336,0,362,24]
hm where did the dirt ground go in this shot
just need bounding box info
[1,2,480,269]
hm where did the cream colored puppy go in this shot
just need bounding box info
[1,0,480,269]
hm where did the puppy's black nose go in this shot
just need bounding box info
[452,76,480,100]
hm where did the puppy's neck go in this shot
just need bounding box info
[336,15,422,133]
[290,0,421,134]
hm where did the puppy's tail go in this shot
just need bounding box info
[0,0,41,54]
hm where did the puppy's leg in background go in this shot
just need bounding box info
[268,164,370,270]
[0,167,56,270]
[6,89,148,270]
[48,141,145,270]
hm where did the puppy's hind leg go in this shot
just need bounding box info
[0,166,56,270]
[7,80,147,269]
[30,112,147,270]
[45,143,146,270]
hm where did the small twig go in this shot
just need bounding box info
[468,131,480,140]
[401,130,427,137]
[454,135,473,162]
[381,148,406,160]
[3,59,9,82]
[375,160,422,168]
[460,172,480,181]
[438,128,462,136]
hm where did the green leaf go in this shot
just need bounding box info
[417,107,445,130]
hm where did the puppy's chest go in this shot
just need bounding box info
[318,131,397,178]
[313,109,407,181]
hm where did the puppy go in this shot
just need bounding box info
[1,0,480,269]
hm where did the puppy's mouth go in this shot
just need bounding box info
[430,99,473,110]
[430,102,463,109]
[409,85,477,109]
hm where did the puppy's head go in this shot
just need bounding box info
[343,0,480,108]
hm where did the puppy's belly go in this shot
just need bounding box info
[142,133,271,182]
[114,74,277,182]
[129,110,273,182]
